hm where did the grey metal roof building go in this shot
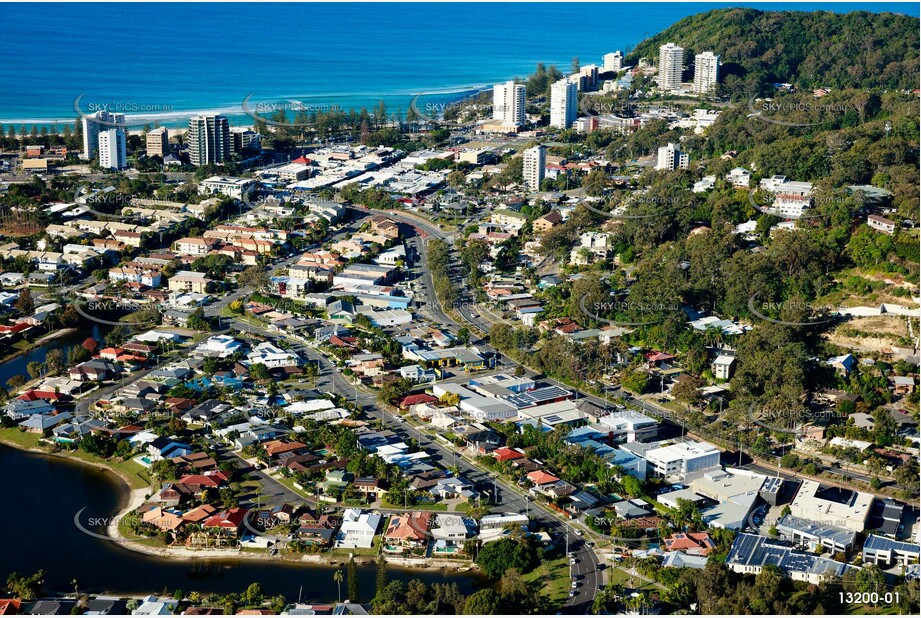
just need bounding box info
[862,534,921,567]
[776,514,858,553]
[726,533,855,584]
[503,385,573,409]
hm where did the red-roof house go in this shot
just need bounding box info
[203,507,249,535]
[494,446,525,462]
[399,393,437,409]
[527,470,560,486]
[664,532,715,555]
[384,512,432,549]
[17,389,64,402]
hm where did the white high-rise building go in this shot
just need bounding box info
[656,142,689,171]
[603,51,624,73]
[522,145,545,192]
[550,78,578,129]
[693,52,721,94]
[188,115,231,167]
[658,43,684,92]
[81,110,125,160]
[492,81,526,127]
[98,128,127,170]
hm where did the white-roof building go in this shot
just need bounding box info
[131,595,178,616]
[726,167,752,188]
[194,335,244,358]
[335,509,383,549]
[758,175,814,218]
[199,176,256,199]
[245,341,302,369]
[597,409,659,443]
[643,439,721,481]
[788,480,872,533]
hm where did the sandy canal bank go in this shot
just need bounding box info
[0,437,477,574]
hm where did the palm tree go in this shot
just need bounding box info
[333,569,343,603]
[70,579,79,595]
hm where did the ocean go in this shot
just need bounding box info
[0,2,917,128]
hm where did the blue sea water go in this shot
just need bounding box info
[0,2,917,128]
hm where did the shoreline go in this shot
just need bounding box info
[0,327,83,371]
[0,436,477,574]
[0,84,494,129]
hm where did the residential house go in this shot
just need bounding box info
[202,507,249,537]
[384,512,432,551]
[664,532,715,555]
[335,509,383,549]
[68,359,117,382]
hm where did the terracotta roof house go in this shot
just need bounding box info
[384,512,432,549]
[142,506,185,531]
[527,470,560,486]
[664,532,716,555]
[263,439,309,464]
[494,446,525,462]
[182,504,218,524]
[203,507,249,535]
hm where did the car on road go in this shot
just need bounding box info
[573,529,582,536]
[570,582,578,589]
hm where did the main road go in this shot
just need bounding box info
[335,208,601,611]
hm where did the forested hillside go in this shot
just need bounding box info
[627,8,920,95]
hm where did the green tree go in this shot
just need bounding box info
[26,361,44,380]
[245,582,265,606]
[621,370,650,395]
[333,569,343,603]
[463,589,500,614]
[474,535,539,580]
[6,375,26,390]
[375,555,387,599]
[249,363,271,381]
[346,558,360,602]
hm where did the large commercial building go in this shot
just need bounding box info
[199,176,256,199]
[492,80,526,127]
[603,51,624,73]
[862,535,921,568]
[550,78,578,129]
[658,43,684,91]
[693,51,720,94]
[188,114,231,166]
[727,533,856,584]
[98,128,127,170]
[146,127,169,158]
[656,142,689,171]
[788,480,873,533]
[522,145,545,191]
[82,110,125,160]
[641,439,720,480]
